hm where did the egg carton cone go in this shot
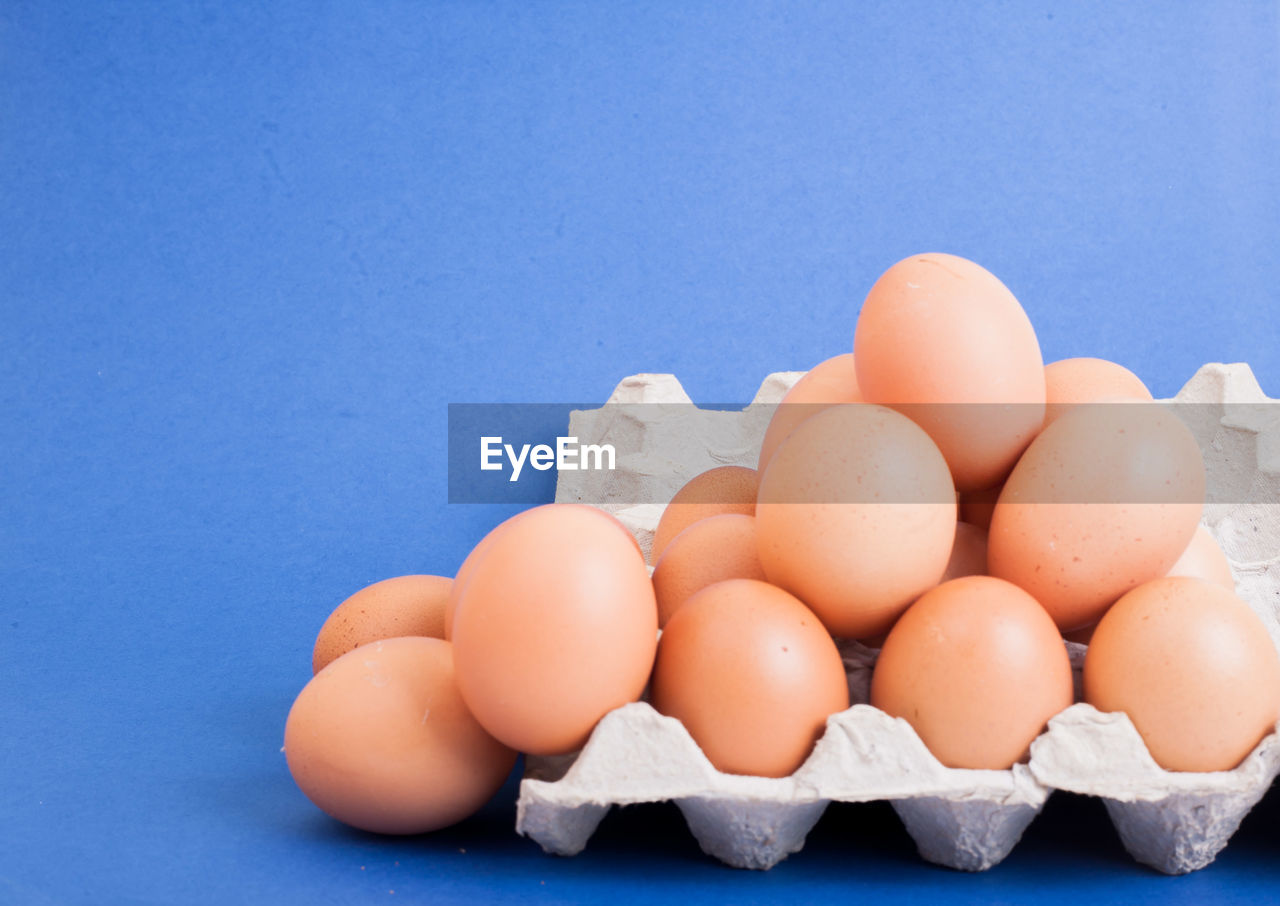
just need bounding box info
[517,700,1048,871]
[1029,363,1280,874]
[518,363,1280,873]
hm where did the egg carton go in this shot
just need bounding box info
[517,363,1280,874]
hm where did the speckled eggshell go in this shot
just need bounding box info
[651,514,767,627]
[650,578,850,778]
[854,253,1046,492]
[1044,357,1153,427]
[988,401,1205,631]
[1084,577,1280,772]
[871,576,1074,769]
[958,485,1001,531]
[651,466,759,562]
[1167,524,1235,591]
[757,353,862,473]
[860,521,989,647]
[312,575,452,674]
[943,522,989,582]
[756,403,956,639]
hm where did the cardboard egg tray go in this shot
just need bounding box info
[516,363,1280,874]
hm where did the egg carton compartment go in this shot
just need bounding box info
[519,363,1280,873]
[517,701,1048,871]
[1029,704,1280,873]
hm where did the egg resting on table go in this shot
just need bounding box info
[285,637,516,834]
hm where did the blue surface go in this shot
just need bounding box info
[4,2,1280,903]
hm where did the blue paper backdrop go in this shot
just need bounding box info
[4,2,1279,903]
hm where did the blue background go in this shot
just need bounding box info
[4,1,1279,902]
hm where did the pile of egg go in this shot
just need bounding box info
[283,253,1279,869]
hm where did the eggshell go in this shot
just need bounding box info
[756,403,956,638]
[958,485,1001,531]
[757,353,862,472]
[1168,524,1235,591]
[1084,577,1280,772]
[1063,525,1236,645]
[530,363,1280,875]
[452,504,658,756]
[854,253,1046,492]
[651,514,766,627]
[650,579,850,778]
[284,637,516,834]
[863,522,990,647]
[312,575,452,673]
[1044,357,1153,427]
[1062,623,1096,645]
[651,466,758,562]
[871,576,1074,769]
[445,504,640,639]
[942,522,989,582]
[445,522,515,641]
[988,401,1205,631]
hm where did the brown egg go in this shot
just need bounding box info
[445,524,515,641]
[651,579,850,777]
[1066,545,1236,642]
[651,466,758,562]
[870,576,1074,769]
[942,522,989,582]
[854,253,1046,492]
[444,504,641,638]
[988,401,1205,631]
[864,521,989,646]
[757,353,863,472]
[1084,577,1280,772]
[858,525,985,649]
[452,504,658,756]
[1063,623,1096,645]
[958,484,1001,532]
[1044,357,1152,427]
[312,575,452,674]
[1167,525,1235,591]
[284,637,516,834]
[865,519,993,647]
[756,403,956,639]
[651,514,766,627]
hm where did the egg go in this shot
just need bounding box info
[958,484,1001,531]
[757,353,862,472]
[444,522,516,641]
[1064,527,1233,657]
[444,504,641,638]
[312,575,451,673]
[1044,357,1152,427]
[651,466,758,562]
[942,522,988,582]
[854,253,1046,492]
[284,637,516,834]
[1167,525,1235,591]
[860,522,988,647]
[756,403,956,638]
[870,576,1074,769]
[1062,623,1096,645]
[1084,577,1280,772]
[988,400,1205,631]
[451,504,658,756]
[650,579,850,777]
[651,514,766,627]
